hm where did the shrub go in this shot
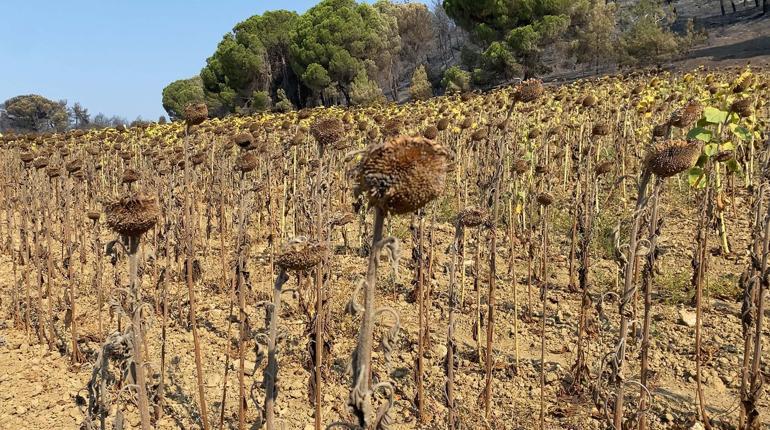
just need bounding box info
[251,91,272,112]
[409,65,433,101]
[441,66,471,94]
[350,72,386,106]
[274,89,294,112]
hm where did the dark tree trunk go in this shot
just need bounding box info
[339,85,351,106]
[721,0,726,15]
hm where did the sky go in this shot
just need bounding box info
[0,0,426,121]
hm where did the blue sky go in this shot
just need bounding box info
[0,1,426,121]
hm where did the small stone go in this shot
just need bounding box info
[242,360,256,376]
[678,309,697,328]
[690,422,705,430]
[434,344,448,360]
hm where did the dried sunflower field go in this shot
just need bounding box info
[0,66,769,430]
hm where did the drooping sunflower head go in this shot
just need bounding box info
[311,117,345,148]
[457,206,488,228]
[105,194,159,237]
[276,238,328,272]
[354,136,452,215]
[644,139,701,178]
[184,103,208,126]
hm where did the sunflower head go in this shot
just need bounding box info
[644,139,701,178]
[355,136,452,215]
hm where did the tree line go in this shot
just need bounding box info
[161,0,710,119]
[0,95,165,134]
[162,0,463,120]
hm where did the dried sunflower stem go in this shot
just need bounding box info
[265,269,289,430]
[745,194,770,429]
[31,185,49,346]
[416,213,425,424]
[446,222,462,430]
[692,184,711,429]
[236,175,251,430]
[613,170,651,429]
[216,178,232,430]
[738,182,764,429]
[44,203,59,349]
[539,203,549,430]
[350,207,385,428]
[127,235,152,430]
[157,264,168,422]
[314,145,325,430]
[184,129,211,430]
[507,200,520,369]
[740,147,770,429]
[92,217,104,338]
[572,165,592,391]
[65,180,83,364]
[484,135,504,419]
[7,175,22,333]
[638,180,663,430]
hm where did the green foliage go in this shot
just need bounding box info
[274,89,295,112]
[234,10,298,58]
[1,94,69,132]
[506,25,540,53]
[703,107,728,124]
[536,15,571,41]
[443,0,687,77]
[201,33,267,114]
[251,91,272,112]
[685,92,753,191]
[409,65,433,101]
[199,10,299,116]
[688,127,712,142]
[472,68,494,86]
[444,0,572,78]
[479,41,521,81]
[290,0,399,101]
[350,71,386,106]
[162,76,206,121]
[302,63,332,95]
[441,66,471,93]
[572,1,621,67]
[329,49,363,86]
[621,0,681,64]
